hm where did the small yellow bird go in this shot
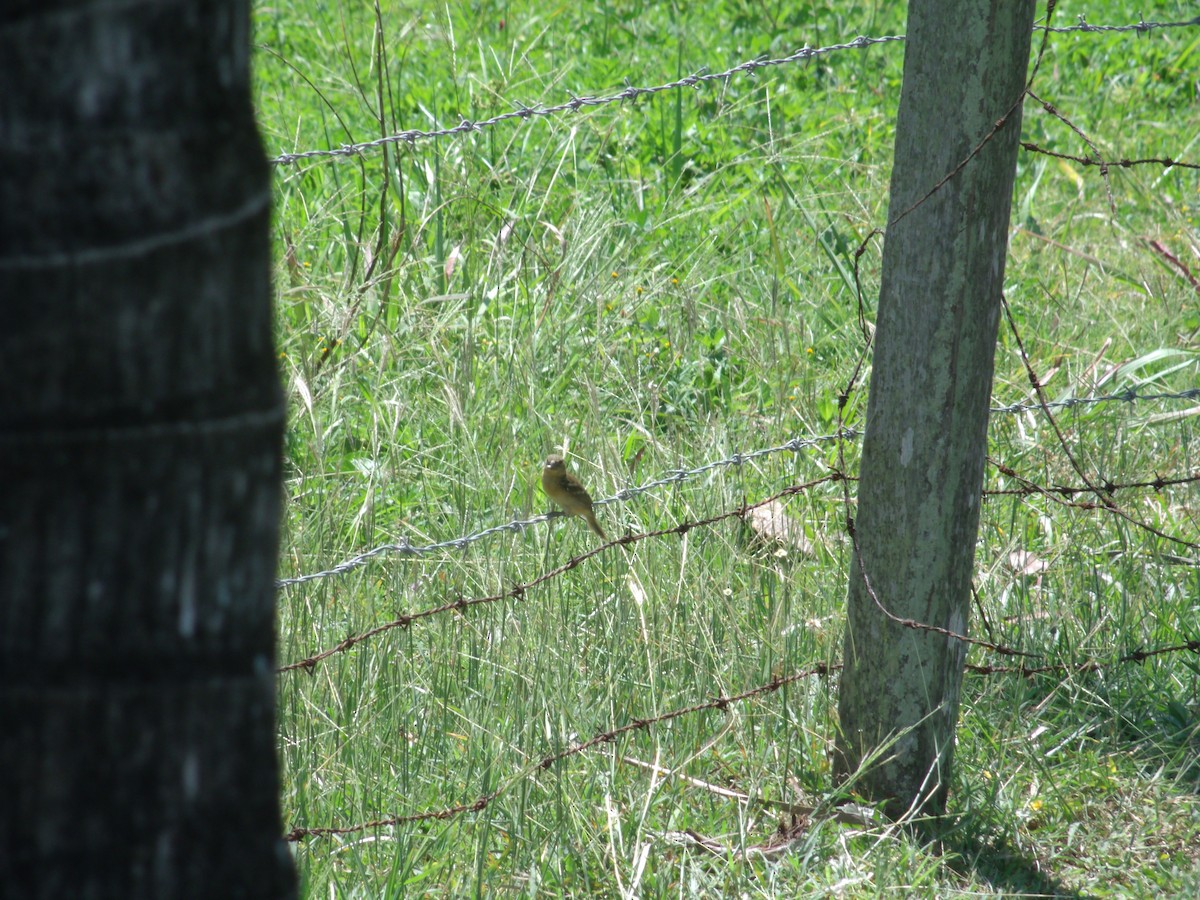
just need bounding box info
[541,454,607,540]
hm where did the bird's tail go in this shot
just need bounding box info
[584,512,607,541]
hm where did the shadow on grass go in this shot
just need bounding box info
[915,815,1093,900]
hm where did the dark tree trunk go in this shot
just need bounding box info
[834,0,1037,818]
[0,2,295,896]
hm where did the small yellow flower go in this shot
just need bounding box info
[611,271,619,279]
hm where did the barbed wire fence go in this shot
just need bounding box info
[276,386,1198,590]
[278,460,1200,675]
[285,630,1200,842]
[269,10,1200,845]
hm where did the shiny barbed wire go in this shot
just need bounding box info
[277,385,1200,588]
[604,429,858,501]
[1036,14,1200,34]
[990,386,1200,415]
[266,17,1194,167]
[268,35,904,165]
[275,430,856,588]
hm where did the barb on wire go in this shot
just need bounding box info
[1026,89,1119,212]
[278,474,846,674]
[276,430,856,588]
[284,662,833,842]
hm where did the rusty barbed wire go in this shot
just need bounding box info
[964,640,1200,676]
[1020,84,1200,218]
[838,392,1197,657]
[266,17,1195,167]
[828,0,1200,658]
[834,321,1198,656]
[283,633,1200,841]
[277,9,1200,852]
[275,430,856,588]
[842,504,1198,678]
[284,661,833,841]
[278,458,1199,674]
[984,467,1200,500]
[278,473,846,673]
[1021,141,1200,173]
[831,303,1199,657]
[277,385,1198,589]
[990,458,1200,553]
[1001,295,1200,555]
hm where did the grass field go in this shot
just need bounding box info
[255,1,1200,895]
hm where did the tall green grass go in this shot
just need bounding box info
[258,1,1200,895]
